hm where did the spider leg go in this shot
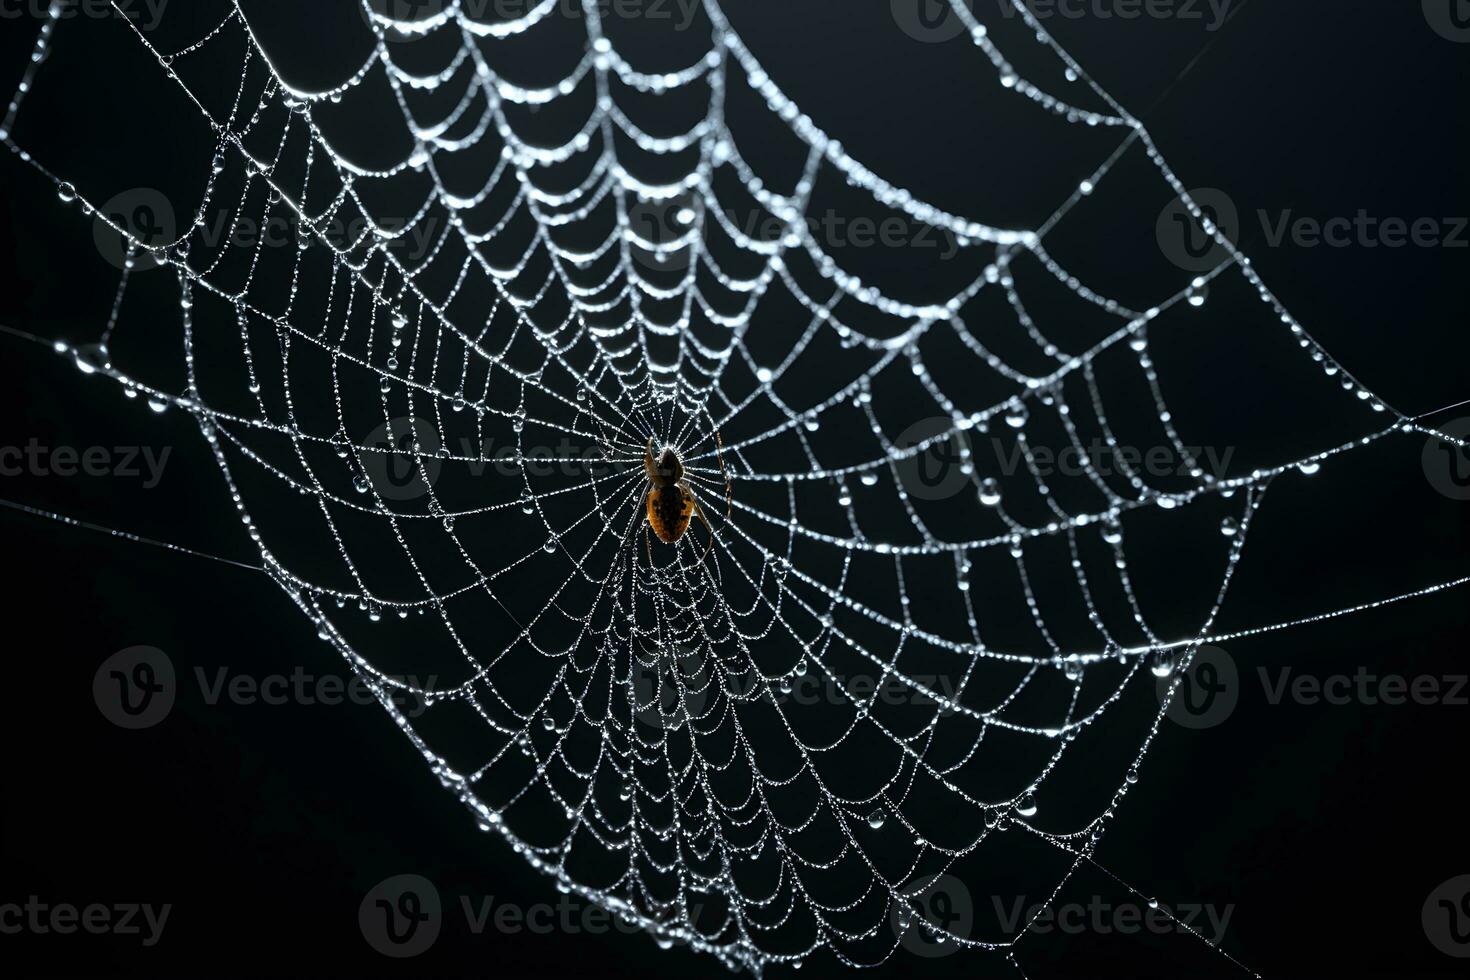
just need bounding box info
[621,486,648,552]
[692,494,717,564]
[592,416,610,457]
[713,430,732,521]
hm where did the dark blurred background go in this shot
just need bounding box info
[0,2,1466,978]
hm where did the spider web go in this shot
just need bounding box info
[3,0,1466,974]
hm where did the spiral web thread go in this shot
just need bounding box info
[4,0,1467,974]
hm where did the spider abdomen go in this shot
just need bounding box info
[647,482,695,544]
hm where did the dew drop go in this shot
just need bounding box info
[1220,516,1239,537]
[73,342,109,375]
[867,809,886,830]
[1015,793,1038,818]
[978,478,1002,507]
[1149,649,1175,678]
[1186,280,1209,307]
[57,181,76,203]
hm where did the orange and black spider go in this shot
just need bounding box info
[639,433,731,561]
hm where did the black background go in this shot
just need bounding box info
[0,2,1467,978]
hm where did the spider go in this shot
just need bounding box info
[638,432,731,562]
